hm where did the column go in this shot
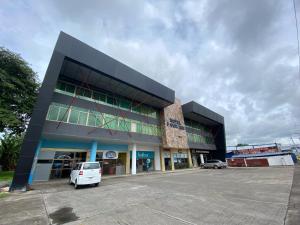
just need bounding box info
[187,149,193,168]
[200,154,204,164]
[90,141,97,162]
[154,149,161,171]
[170,149,175,171]
[160,148,165,172]
[131,144,136,175]
[126,151,130,174]
[28,140,42,185]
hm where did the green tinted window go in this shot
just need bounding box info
[104,115,117,129]
[78,112,88,125]
[132,103,141,113]
[58,107,69,122]
[76,88,84,96]
[76,88,91,98]
[56,81,66,91]
[69,109,79,124]
[84,89,91,98]
[65,84,75,94]
[136,122,142,133]
[93,91,106,102]
[119,99,131,110]
[119,119,131,131]
[87,112,97,127]
[47,105,59,120]
[107,95,114,105]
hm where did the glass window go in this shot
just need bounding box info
[65,83,75,94]
[119,119,131,132]
[93,91,106,102]
[87,111,97,127]
[69,109,79,124]
[119,98,131,110]
[56,81,66,91]
[106,95,114,105]
[78,111,88,125]
[76,87,91,98]
[104,115,118,129]
[57,107,69,122]
[47,105,59,121]
[132,102,141,113]
[83,163,100,169]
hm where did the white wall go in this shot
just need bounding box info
[267,155,294,166]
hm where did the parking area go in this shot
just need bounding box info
[0,167,294,225]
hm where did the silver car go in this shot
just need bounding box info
[201,159,227,169]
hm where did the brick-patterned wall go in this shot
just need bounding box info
[161,99,189,149]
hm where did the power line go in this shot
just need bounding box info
[292,0,300,80]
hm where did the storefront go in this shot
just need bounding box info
[164,150,172,170]
[96,151,127,176]
[130,151,155,173]
[33,149,88,181]
[173,150,189,169]
[191,150,210,167]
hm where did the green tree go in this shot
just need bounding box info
[0,47,39,134]
[0,133,24,171]
[237,143,249,147]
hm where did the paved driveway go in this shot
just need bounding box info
[0,167,294,225]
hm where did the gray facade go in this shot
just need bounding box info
[11,32,226,190]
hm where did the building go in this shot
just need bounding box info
[227,152,295,167]
[10,32,226,190]
[226,143,296,167]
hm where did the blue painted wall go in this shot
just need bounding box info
[41,139,128,151]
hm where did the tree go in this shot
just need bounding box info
[237,143,249,147]
[0,133,24,171]
[0,47,39,134]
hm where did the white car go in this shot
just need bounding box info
[69,162,101,189]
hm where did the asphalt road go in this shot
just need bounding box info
[0,167,294,225]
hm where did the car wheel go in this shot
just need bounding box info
[74,180,79,189]
[95,183,99,187]
[214,165,218,169]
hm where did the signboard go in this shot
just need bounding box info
[192,150,209,154]
[136,151,154,159]
[103,151,118,159]
[166,118,185,130]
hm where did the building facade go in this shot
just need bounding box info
[11,32,226,190]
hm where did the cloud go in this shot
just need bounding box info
[0,0,299,145]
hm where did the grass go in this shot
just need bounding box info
[0,171,14,182]
[0,192,9,199]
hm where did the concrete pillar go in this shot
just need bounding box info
[170,149,175,171]
[28,140,42,185]
[154,149,161,171]
[131,144,137,175]
[200,154,204,164]
[126,151,130,174]
[187,149,193,168]
[160,148,165,172]
[90,141,97,162]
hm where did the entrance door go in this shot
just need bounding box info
[164,158,171,170]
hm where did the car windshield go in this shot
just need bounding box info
[83,163,100,170]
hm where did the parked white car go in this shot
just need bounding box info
[69,162,101,189]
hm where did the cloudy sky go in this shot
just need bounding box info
[1,0,300,145]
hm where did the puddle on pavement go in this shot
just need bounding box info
[49,207,79,224]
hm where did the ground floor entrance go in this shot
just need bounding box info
[96,151,127,176]
[161,148,193,171]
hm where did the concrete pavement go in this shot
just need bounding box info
[0,167,294,225]
[284,165,300,225]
